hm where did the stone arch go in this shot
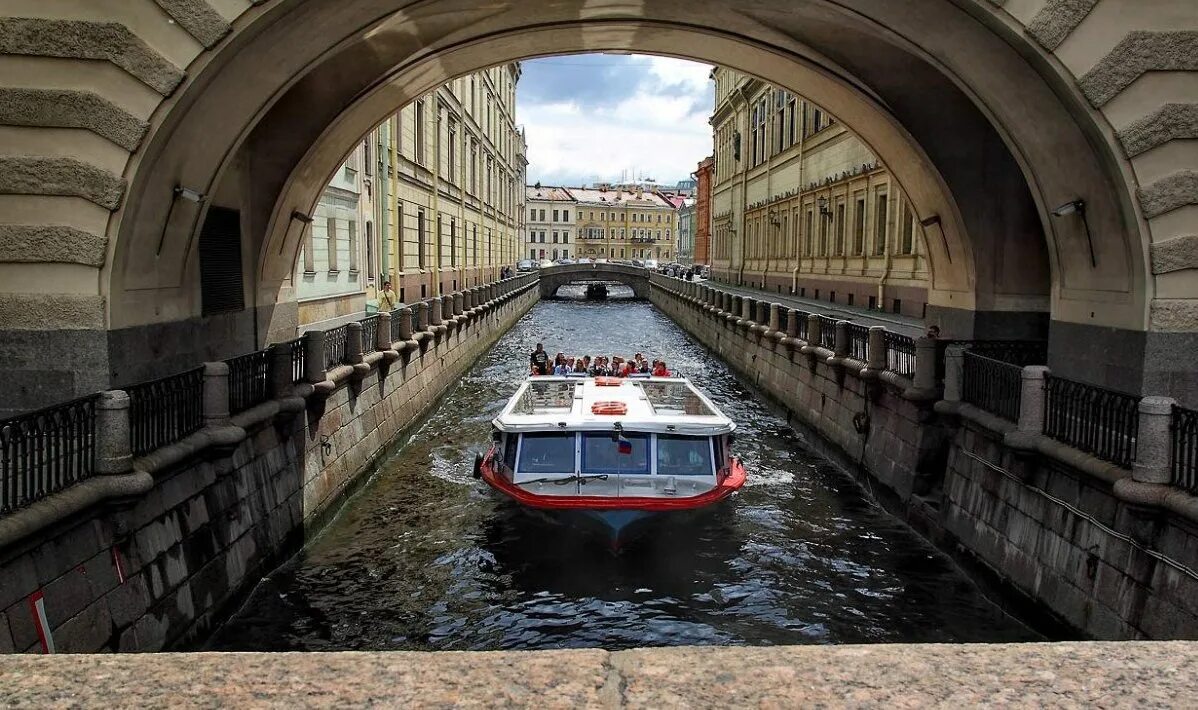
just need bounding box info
[2,0,1194,404]
[538,264,651,300]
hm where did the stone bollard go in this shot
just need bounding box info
[269,341,294,398]
[429,298,443,327]
[95,390,133,474]
[833,321,850,358]
[417,301,430,331]
[346,322,365,364]
[802,314,822,354]
[303,329,325,383]
[396,306,413,340]
[202,361,231,427]
[942,344,967,402]
[906,336,939,399]
[376,311,393,350]
[453,292,464,316]
[786,309,800,342]
[768,303,781,333]
[739,297,755,329]
[1017,365,1050,433]
[864,326,887,374]
[1132,395,1177,484]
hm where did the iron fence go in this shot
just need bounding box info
[227,349,271,415]
[285,337,305,384]
[410,306,421,334]
[777,308,789,335]
[794,310,810,341]
[818,315,838,350]
[962,350,1023,422]
[391,308,405,342]
[361,314,380,353]
[848,323,870,361]
[127,366,204,456]
[1044,375,1139,468]
[1,395,97,515]
[935,339,1046,383]
[884,332,917,378]
[1172,405,1198,493]
[324,324,349,369]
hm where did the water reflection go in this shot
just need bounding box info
[205,296,1039,651]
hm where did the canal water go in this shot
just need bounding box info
[206,291,1038,651]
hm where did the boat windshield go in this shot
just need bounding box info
[581,432,649,474]
[517,432,575,474]
[637,381,715,416]
[513,381,576,414]
[656,435,715,476]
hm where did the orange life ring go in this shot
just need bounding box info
[595,377,623,387]
[591,401,628,415]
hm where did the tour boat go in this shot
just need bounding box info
[474,374,746,546]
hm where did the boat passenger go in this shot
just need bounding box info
[576,356,591,374]
[530,343,549,375]
[652,360,670,377]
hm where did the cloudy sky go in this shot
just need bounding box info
[517,54,714,188]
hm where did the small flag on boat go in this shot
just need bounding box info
[617,435,633,455]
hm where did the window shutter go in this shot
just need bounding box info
[199,206,244,315]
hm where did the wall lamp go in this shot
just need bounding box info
[156,184,208,255]
[817,196,833,220]
[1050,199,1096,267]
[290,210,314,224]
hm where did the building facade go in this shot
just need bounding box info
[710,68,930,317]
[572,186,676,262]
[525,186,576,261]
[296,64,525,325]
[693,156,714,265]
[677,199,696,264]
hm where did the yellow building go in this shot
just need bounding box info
[711,68,930,317]
[571,186,677,262]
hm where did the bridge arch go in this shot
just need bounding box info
[538,264,651,300]
[1,0,1195,402]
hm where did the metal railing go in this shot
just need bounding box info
[127,367,204,456]
[936,339,1046,383]
[410,306,421,334]
[818,315,838,349]
[390,308,405,342]
[361,314,380,353]
[884,332,917,378]
[324,324,349,369]
[1172,405,1198,493]
[1,395,97,515]
[227,350,271,415]
[282,337,305,384]
[1044,375,1139,468]
[777,308,789,335]
[962,350,1023,422]
[794,310,810,341]
[847,323,870,361]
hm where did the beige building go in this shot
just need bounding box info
[525,186,576,261]
[297,64,526,323]
[711,68,930,317]
[572,186,677,262]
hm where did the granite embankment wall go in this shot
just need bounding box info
[0,282,539,653]
[651,276,1198,639]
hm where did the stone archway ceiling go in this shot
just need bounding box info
[0,0,1193,336]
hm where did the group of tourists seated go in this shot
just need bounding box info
[529,344,670,378]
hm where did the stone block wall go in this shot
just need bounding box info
[0,283,539,653]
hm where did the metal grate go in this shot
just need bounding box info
[1,395,97,516]
[127,367,204,456]
[847,323,870,361]
[227,350,271,415]
[361,314,380,353]
[1044,375,1139,468]
[1171,405,1198,493]
[324,325,349,369]
[962,351,1022,422]
[884,332,917,378]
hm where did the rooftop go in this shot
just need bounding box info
[566,186,674,209]
[526,185,575,201]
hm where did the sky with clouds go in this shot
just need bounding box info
[516,54,714,188]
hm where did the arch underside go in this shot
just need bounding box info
[74,1,1183,395]
[539,266,651,299]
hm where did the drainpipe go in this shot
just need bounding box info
[876,172,894,310]
[791,101,807,295]
[734,85,752,286]
[433,99,442,296]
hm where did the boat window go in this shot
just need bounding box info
[637,381,715,416]
[656,435,715,476]
[517,433,576,473]
[581,432,649,474]
[514,381,576,414]
[503,434,518,471]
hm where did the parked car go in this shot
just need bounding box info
[642,259,659,270]
[556,258,576,265]
[516,259,537,272]
[595,258,609,263]
[538,259,555,268]
[577,257,593,264]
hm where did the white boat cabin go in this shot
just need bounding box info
[491,376,737,498]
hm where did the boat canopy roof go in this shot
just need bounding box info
[493,376,735,435]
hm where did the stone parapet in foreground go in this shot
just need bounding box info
[1,642,1196,707]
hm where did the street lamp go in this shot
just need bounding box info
[817,195,833,220]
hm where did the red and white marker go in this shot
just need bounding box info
[28,591,55,654]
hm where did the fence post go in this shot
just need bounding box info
[346,322,364,365]
[202,361,231,427]
[1132,396,1177,484]
[95,390,133,475]
[833,320,850,358]
[768,303,781,333]
[429,298,443,327]
[376,312,393,350]
[417,301,430,330]
[269,342,293,398]
[942,344,966,402]
[453,292,464,317]
[864,326,887,375]
[802,314,822,355]
[786,309,800,341]
[303,329,325,383]
[1018,365,1050,433]
[906,337,938,399]
[396,306,413,341]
